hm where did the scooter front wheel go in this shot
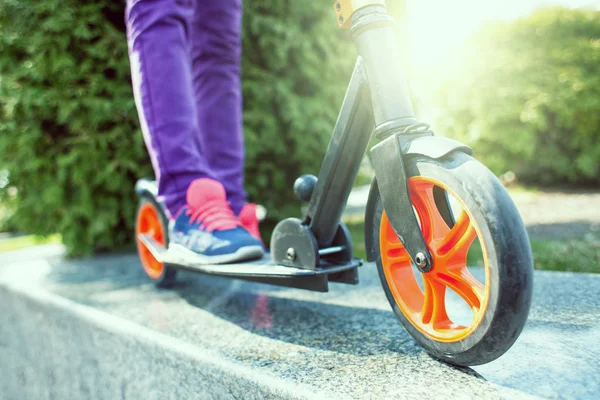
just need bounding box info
[369,151,533,366]
[135,197,177,288]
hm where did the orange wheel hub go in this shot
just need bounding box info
[380,177,490,342]
[136,202,166,280]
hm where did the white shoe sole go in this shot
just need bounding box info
[166,243,265,265]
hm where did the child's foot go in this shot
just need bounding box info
[169,178,264,264]
[238,203,265,244]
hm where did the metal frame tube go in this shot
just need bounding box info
[297,4,430,266]
[351,6,434,269]
[351,6,417,128]
[306,57,374,247]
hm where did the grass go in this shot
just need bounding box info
[464,237,600,274]
[528,235,600,273]
[346,221,366,260]
[0,234,62,253]
[344,221,600,274]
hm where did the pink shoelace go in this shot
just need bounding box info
[185,200,240,232]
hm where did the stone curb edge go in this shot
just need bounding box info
[1,278,336,400]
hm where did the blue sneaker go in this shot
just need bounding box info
[168,178,264,264]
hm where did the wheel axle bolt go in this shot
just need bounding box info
[415,252,427,268]
[286,248,296,261]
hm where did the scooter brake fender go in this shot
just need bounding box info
[401,135,472,159]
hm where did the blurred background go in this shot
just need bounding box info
[0,0,598,272]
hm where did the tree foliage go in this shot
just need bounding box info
[241,1,356,222]
[435,7,600,186]
[0,0,357,255]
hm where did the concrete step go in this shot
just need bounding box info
[1,245,599,399]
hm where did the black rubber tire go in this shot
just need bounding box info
[136,197,177,288]
[370,151,533,366]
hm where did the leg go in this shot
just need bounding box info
[190,0,247,215]
[126,0,215,217]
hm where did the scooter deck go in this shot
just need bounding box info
[139,234,361,292]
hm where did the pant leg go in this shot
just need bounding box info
[126,0,215,217]
[190,0,247,215]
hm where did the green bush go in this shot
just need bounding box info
[0,0,358,255]
[241,1,356,226]
[435,8,600,186]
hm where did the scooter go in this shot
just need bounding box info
[134,0,533,366]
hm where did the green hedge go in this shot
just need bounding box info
[435,7,600,186]
[0,0,357,255]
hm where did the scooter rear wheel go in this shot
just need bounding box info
[135,197,177,288]
[370,151,533,366]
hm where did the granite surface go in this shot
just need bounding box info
[2,244,599,399]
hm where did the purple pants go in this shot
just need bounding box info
[126,0,246,217]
